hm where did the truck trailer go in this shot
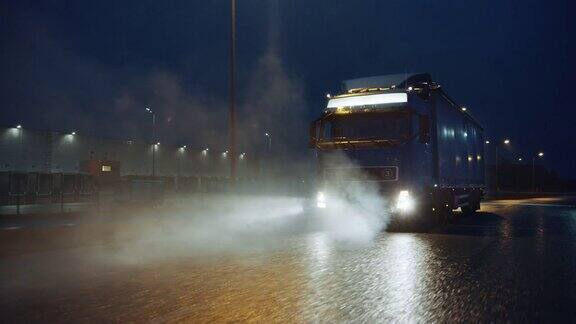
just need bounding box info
[309,73,485,219]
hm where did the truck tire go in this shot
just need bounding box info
[461,204,475,215]
[461,197,480,215]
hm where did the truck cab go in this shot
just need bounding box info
[309,73,485,218]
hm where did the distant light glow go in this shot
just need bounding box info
[504,139,510,145]
[538,152,544,157]
[468,156,473,162]
[407,86,413,91]
[327,93,408,108]
[461,107,467,112]
[16,125,22,129]
[485,140,490,144]
[71,131,76,135]
[518,157,523,162]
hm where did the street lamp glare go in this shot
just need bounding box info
[504,139,510,145]
[461,107,467,112]
[71,131,76,135]
[265,132,269,137]
[485,140,490,144]
[16,124,22,129]
[518,157,523,162]
[538,152,544,157]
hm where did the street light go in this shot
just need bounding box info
[532,152,545,192]
[14,124,23,215]
[486,137,512,191]
[229,0,238,181]
[146,107,157,177]
[264,132,272,150]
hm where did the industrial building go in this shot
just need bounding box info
[0,125,251,177]
[0,125,255,208]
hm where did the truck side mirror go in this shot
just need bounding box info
[419,115,431,143]
[309,120,319,148]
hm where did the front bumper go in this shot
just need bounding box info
[312,189,418,215]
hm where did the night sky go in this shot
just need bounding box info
[1,0,574,177]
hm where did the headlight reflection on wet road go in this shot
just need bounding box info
[302,232,433,322]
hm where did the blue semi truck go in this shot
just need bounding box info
[309,73,485,218]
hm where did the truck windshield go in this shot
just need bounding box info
[320,112,411,141]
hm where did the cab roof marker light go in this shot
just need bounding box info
[327,93,408,109]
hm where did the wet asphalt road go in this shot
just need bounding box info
[1,197,576,322]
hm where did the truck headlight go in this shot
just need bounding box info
[316,191,327,209]
[396,190,415,213]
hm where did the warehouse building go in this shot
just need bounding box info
[0,125,253,177]
[0,125,256,207]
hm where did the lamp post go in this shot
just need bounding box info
[229,0,238,181]
[178,145,187,178]
[146,107,156,177]
[488,138,511,192]
[532,152,544,192]
[264,132,272,150]
[15,125,23,169]
[15,124,23,215]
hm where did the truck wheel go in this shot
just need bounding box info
[461,205,475,215]
[461,198,479,215]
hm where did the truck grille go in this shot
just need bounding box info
[325,166,398,182]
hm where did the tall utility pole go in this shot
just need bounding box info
[229,0,237,181]
[146,107,156,177]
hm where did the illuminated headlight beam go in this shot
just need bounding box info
[396,190,415,213]
[327,93,408,109]
[316,191,327,209]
